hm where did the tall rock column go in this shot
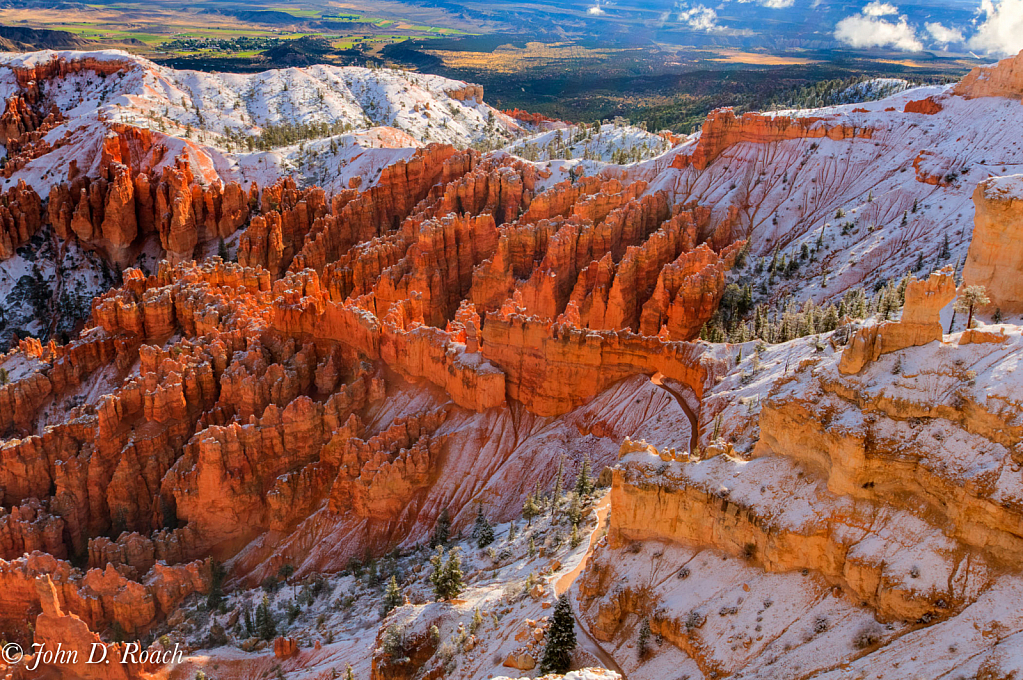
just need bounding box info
[963,175,1023,314]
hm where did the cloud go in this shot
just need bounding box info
[862,1,898,16]
[926,21,964,45]
[834,3,923,51]
[678,5,719,30]
[587,5,605,14]
[969,0,1023,56]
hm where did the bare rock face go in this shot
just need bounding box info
[839,267,955,374]
[673,108,873,171]
[963,175,1023,313]
[45,140,250,267]
[904,96,944,114]
[0,179,43,259]
[954,49,1023,100]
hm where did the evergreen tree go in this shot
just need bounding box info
[939,233,951,260]
[507,521,517,542]
[255,594,276,640]
[344,665,355,680]
[382,576,402,616]
[430,508,451,548]
[429,546,464,600]
[206,559,227,611]
[243,604,253,637]
[278,563,296,598]
[473,505,494,548]
[638,618,652,660]
[549,456,566,519]
[955,285,990,329]
[540,595,577,674]
[914,252,924,272]
[574,455,594,497]
[522,492,540,526]
[218,238,229,261]
[912,198,918,213]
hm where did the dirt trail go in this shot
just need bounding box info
[551,494,627,679]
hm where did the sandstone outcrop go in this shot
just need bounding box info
[954,49,1023,100]
[47,146,251,267]
[672,108,873,171]
[963,175,1023,313]
[0,551,209,645]
[839,267,955,374]
[0,179,43,259]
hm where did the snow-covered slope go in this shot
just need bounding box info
[628,84,1023,315]
[0,50,527,196]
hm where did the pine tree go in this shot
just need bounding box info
[473,505,494,548]
[939,233,951,260]
[244,604,253,637]
[344,665,355,680]
[255,594,276,640]
[507,521,517,542]
[382,576,402,616]
[638,618,652,659]
[574,455,594,497]
[429,546,464,600]
[218,238,229,261]
[206,559,227,611]
[522,492,540,526]
[955,285,990,329]
[551,457,565,517]
[430,508,450,548]
[912,198,918,213]
[914,252,924,272]
[540,595,577,674]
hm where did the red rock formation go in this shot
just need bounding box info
[0,551,209,644]
[289,144,479,274]
[639,241,745,340]
[47,149,250,266]
[672,108,873,171]
[0,179,43,259]
[480,310,713,416]
[0,96,40,145]
[904,96,943,115]
[953,49,1023,100]
[273,636,299,659]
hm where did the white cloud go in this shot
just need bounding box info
[678,5,719,30]
[926,21,964,45]
[862,1,898,16]
[969,0,1023,56]
[834,3,923,51]
[587,5,605,14]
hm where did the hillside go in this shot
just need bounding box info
[0,48,1021,680]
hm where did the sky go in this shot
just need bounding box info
[582,0,1023,56]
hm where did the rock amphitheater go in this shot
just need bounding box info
[0,48,1022,680]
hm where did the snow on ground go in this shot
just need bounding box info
[630,81,1023,310]
[165,486,610,680]
[0,226,114,347]
[0,50,529,195]
[504,123,671,165]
